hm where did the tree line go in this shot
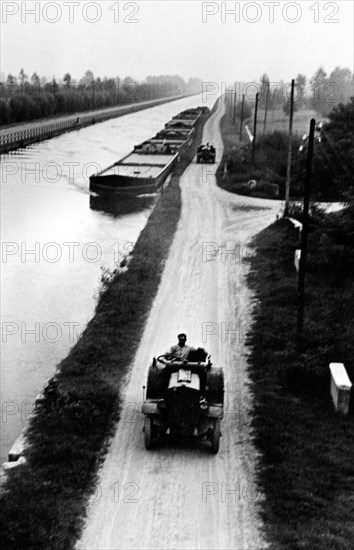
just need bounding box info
[0,70,203,125]
[255,67,354,201]
[252,65,353,117]
[259,97,354,201]
[222,90,354,202]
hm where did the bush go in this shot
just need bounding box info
[0,99,11,124]
[246,216,354,549]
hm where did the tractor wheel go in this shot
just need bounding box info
[144,416,153,450]
[146,364,165,399]
[211,419,221,454]
[206,367,224,405]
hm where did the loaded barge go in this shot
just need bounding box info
[89,107,208,195]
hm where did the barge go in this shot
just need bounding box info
[89,106,208,195]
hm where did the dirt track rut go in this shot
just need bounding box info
[77,99,282,550]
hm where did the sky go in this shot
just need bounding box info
[1,0,353,85]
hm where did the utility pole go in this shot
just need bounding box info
[251,92,259,165]
[284,79,295,216]
[239,94,245,140]
[263,82,270,135]
[232,90,237,125]
[297,118,316,337]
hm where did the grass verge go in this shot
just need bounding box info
[0,107,213,550]
[246,217,354,549]
[215,96,323,200]
[215,102,283,199]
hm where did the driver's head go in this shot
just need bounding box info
[177,333,187,346]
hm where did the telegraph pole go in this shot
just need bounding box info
[297,118,316,336]
[263,82,270,135]
[284,79,295,216]
[251,92,259,164]
[239,94,245,140]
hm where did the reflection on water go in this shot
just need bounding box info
[90,193,157,218]
[0,93,217,463]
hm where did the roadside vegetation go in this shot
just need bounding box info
[246,211,354,549]
[217,69,354,202]
[0,106,213,550]
[217,70,354,547]
[216,104,294,199]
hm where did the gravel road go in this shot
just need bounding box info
[77,99,282,550]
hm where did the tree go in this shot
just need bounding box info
[310,66,328,111]
[324,98,354,199]
[79,70,94,87]
[122,76,137,101]
[328,66,353,105]
[63,73,72,88]
[6,74,17,96]
[259,73,270,108]
[294,98,354,200]
[0,99,11,124]
[1,70,202,124]
[30,72,40,94]
[295,73,307,105]
[18,68,28,93]
[272,79,286,110]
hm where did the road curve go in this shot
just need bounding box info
[77,100,282,550]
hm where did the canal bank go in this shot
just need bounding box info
[0,93,197,154]
[1,93,217,465]
[0,103,215,550]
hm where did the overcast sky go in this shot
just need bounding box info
[1,0,353,84]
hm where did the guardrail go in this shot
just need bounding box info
[0,119,75,149]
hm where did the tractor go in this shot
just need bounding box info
[196,143,216,164]
[142,351,224,453]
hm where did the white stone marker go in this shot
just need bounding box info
[329,363,352,415]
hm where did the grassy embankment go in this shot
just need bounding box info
[0,93,197,131]
[216,94,321,199]
[246,215,354,549]
[0,106,213,550]
[0,94,199,154]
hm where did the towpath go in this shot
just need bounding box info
[77,99,281,550]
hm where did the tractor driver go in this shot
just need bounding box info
[166,333,195,361]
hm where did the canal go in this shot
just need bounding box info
[0,93,217,462]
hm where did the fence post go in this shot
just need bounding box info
[329,363,352,415]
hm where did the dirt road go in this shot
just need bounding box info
[77,100,282,550]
